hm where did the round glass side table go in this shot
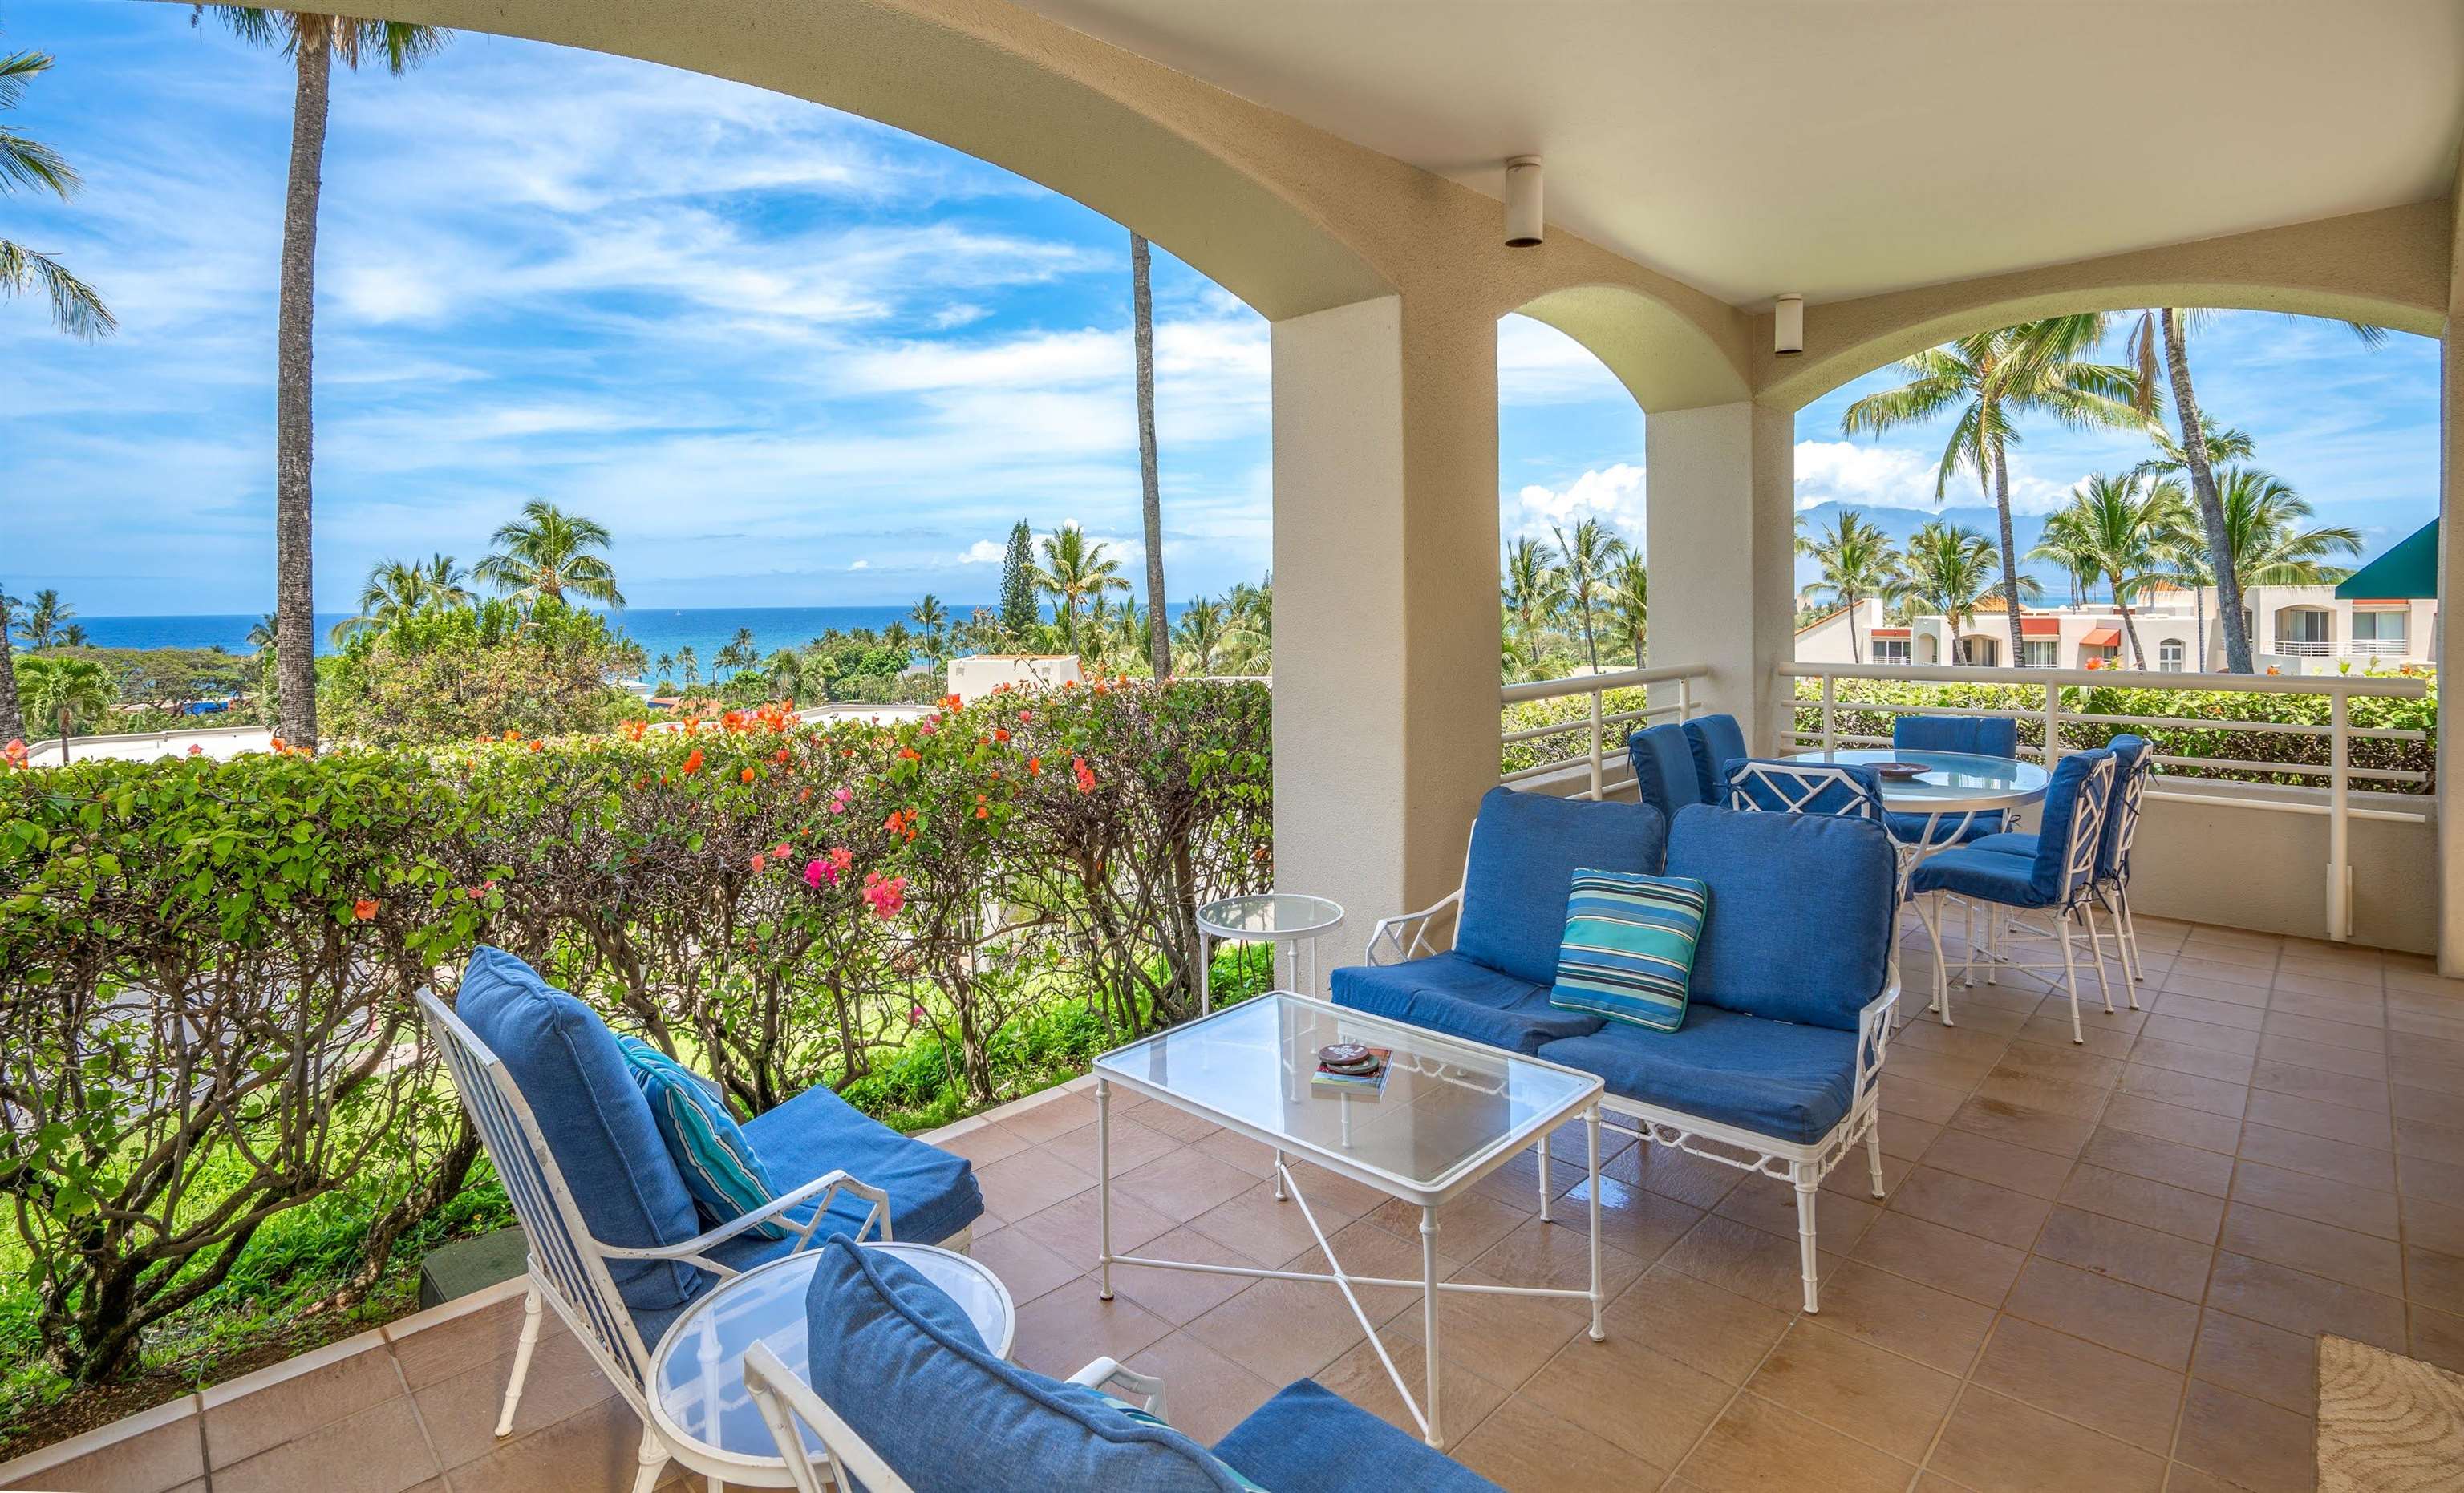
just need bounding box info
[1196,892,1344,1007]
[646,1241,1015,1488]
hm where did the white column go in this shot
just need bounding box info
[1271,296,1500,965]
[1644,401,1797,751]
[2437,198,2463,974]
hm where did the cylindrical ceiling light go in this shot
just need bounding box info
[1504,156,1543,248]
[1773,293,1805,356]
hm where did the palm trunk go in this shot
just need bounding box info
[56,706,71,764]
[274,28,330,747]
[1989,435,2027,666]
[1130,234,1170,680]
[2114,577,2147,669]
[2160,310,2251,672]
[0,605,22,744]
[1846,589,1863,663]
[2194,588,2208,670]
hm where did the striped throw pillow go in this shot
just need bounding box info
[615,1035,788,1240]
[1549,868,1709,1032]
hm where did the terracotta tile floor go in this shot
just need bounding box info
[12,915,2462,1492]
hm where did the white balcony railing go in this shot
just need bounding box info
[1501,663,1712,800]
[2348,640,2409,657]
[2274,639,2334,657]
[1779,661,2433,943]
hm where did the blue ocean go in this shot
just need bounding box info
[66,603,1189,670]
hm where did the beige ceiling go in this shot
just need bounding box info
[1013,0,2464,308]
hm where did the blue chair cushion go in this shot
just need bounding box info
[1965,831,2038,859]
[1680,714,1749,804]
[1548,869,1708,1032]
[1331,952,1603,1054]
[1626,722,1708,819]
[1886,810,2006,847]
[1664,805,1895,1032]
[1893,714,2018,757]
[1212,1379,1504,1493]
[803,1235,1254,1491]
[1907,844,2048,906]
[1724,758,1885,819]
[615,1035,787,1240]
[1454,786,1668,986]
[2096,734,2151,880]
[739,1081,985,1251]
[455,945,702,1311]
[1536,1006,1859,1146]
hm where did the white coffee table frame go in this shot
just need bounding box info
[1092,991,1607,1451]
[646,1241,1016,1490]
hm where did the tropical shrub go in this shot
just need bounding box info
[1499,686,1653,775]
[318,597,636,746]
[0,678,1269,1389]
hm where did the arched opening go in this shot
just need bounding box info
[2272,603,2336,660]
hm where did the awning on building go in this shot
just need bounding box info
[2334,520,2438,600]
[2081,627,2121,649]
[1870,627,1910,637]
[2020,617,2061,637]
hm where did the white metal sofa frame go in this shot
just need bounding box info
[1361,817,1901,1314]
[1919,752,2124,1046]
[419,988,925,1493]
[742,1346,1172,1493]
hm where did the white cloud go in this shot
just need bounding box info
[1497,314,1630,407]
[1793,440,2083,516]
[957,540,1006,564]
[849,560,870,570]
[1510,463,1646,546]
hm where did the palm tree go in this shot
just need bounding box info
[2,43,112,337]
[2127,418,2256,488]
[16,654,111,762]
[714,626,758,674]
[1551,520,1629,673]
[0,587,23,742]
[1605,552,1649,667]
[57,623,87,647]
[1842,316,2141,666]
[474,500,624,606]
[330,552,470,642]
[2028,475,2186,668]
[1794,511,1901,663]
[1129,233,1171,679]
[1174,597,1225,674]
[1501,536,1566,669]
[1032,526,1129,650]
[212,10,447,750]
[764,649,806,701]
[675,645,699,691]
[1225,577,1271,662]
[2125,310,2381,672]
[23,589,71,649]
[1891,521,2027,662]
[652,652,675,689]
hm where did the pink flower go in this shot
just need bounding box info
[908,1004,925,1026]
[804,858,828,889]
[829,786,851,815]
[861,871,907,919]
[186,743,204,757]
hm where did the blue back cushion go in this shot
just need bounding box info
[1680,714,1749,803]
[615,1036,785,1240]
[456,945,702,1309]
[2097,734,2150,880]
[1664,806,1895,1031]
[2024,750,2114,902]
[1723,759,1885,819]
[1894,714,2017,758]
[804,1236,1248,1491]
[1626,722,1708,818]
[1456,787,1668,985]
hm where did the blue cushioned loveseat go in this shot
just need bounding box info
[1339,795,1902,1313]
[420,946,984,1487]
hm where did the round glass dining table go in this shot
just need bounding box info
[1785,747,2049,845]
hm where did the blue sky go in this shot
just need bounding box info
[5,4,2440,616]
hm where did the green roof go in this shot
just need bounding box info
[2334,519,2438,601]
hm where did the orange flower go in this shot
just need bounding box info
[529,739,544,751]
[682,748,704,775]
[993,727,1009,742]
[1026,756,1040,775]
[898,746,921,762]
[774,747,790,764]
[751,853,768,873]
[269,735,286,753]
[740,767,756,783]
[798,786,813,803]
[352,898,379,921]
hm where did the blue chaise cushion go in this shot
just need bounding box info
[1680,713,1749,804]
[1666,805,1895,1032]
[1893,714,2018,757]
[804,1235,1254,1491]
[454,945,703,1310]
[1549,868,1708,1032]
[1626,722,1708,819]
[1213,1379,1505,1492]
[615,1035,787,1240]
[1453,786,1668,986]
[1536,1007,1858,1145]
[1331,952,1603,1054]
[739,1082,985,1251]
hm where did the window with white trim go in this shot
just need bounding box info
[2353,609,2408,644]
[1870,638,1911,664]
[2021,639,2060,668]
[2158,639,2185,671]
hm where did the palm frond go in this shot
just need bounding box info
[0,240,116,338]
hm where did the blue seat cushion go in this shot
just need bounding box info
[455,946,702,1310]
[1966,831,2039,859]
[1454,786,1668,986]
[1893,714,2018,757]
[803,1235,1254,1491]
[1536,1006,1858,1146]
[1680,714,1749,804]
[740,1082,984,1252]
[1887,810,2006,846]
[1665,805,1896,1032]
[1626,722,1708,819]
[1907,844,2048,905]
[1331,952,1603,1054]
[1212,1379,1504,1493]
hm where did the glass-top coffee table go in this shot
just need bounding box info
[645,1242,1015,1487]
[1092,992,1606,1449]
